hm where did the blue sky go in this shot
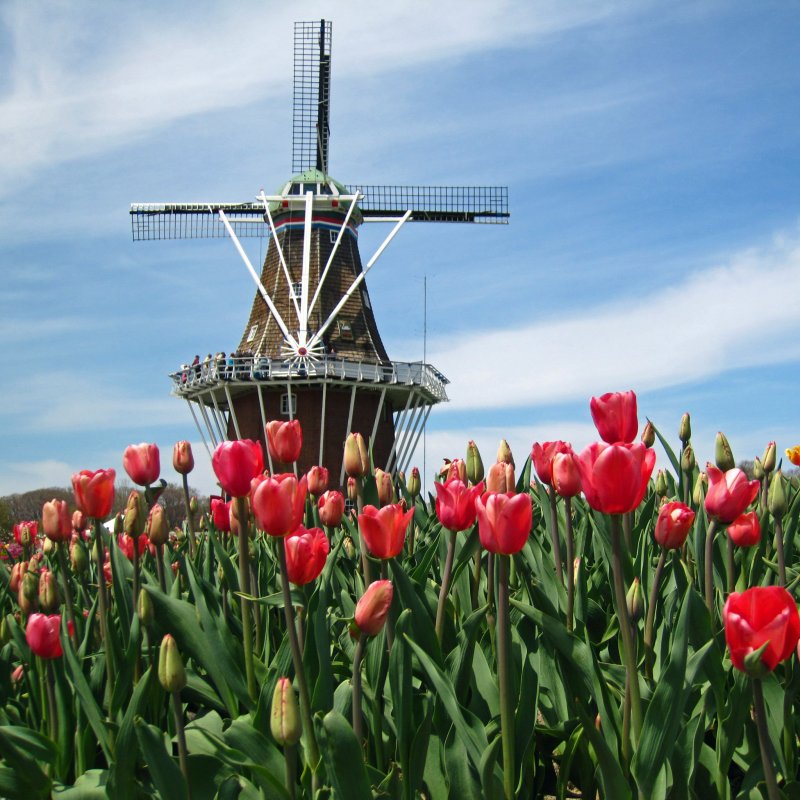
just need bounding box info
[2,1,799,496]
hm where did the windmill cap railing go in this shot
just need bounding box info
[171,355,449,402]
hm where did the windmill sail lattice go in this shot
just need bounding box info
[130,19,508,485]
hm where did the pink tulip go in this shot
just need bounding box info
[355,580,394,636]
[26,613,63,659]
[266,419,303,464]
[576,442,655,515]
[475,491,532,555]
[727,511,761,547]
[318,490,345,528]
[531,440,572,486]
[72,469,116,519]
[589,390,638,444]
[654,501,695,549]
[123,443,161,486]
[251,473,307,537]
[212,440,264,498]
[435,479,484,532]
[284,526,330,585]
[551,451,582,498]
[705,465,760,524]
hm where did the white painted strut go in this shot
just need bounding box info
[298,191,313,347]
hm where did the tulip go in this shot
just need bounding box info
[210,497,232,532]
[117,533,149,561]
[486,461,515,494]
[318,490,345,528]
[444,459,467,483]
[575,442,655,516]
[475,492,532,555]
[270,677,302,746]
[435,479,484,532]
[374,468,395,506]
[679,412,691,444]
[72,469,116,519]
[692,472,708,506]
[723,586,800,675]
[752,458,764,481]
[137,588,154,626]
[284,526,330,585]
[123,490,146,538]
[158,633,186,692]
[358,503,414,559]
[42,500,70,542]
[172,441,194,475]
[466,440,484,484]
[785,445,800,467]
[19,571,38,615]
[306,465,329,496]
[727,511,760,547]
[496,439,515,467]
[123,443,161,487]
[640,421,655,448]
[347,476,358,502]
[354,580,394,636]
[654,469,669,497]
[26,613,63,659]
[530,440,572,486]
[13,521,38,546]
[654,501,695,549]
[590,390,638,444]
[407,467,421,497]
[714,432,735,472]
[147,504,169,547]
[704,465,759,524]
[212,440,264,498]
[768,470,787,519]
[761,441,776,474]
[251,473,307,537]
[626,577,644,623]
[266,419,303,464]
[343,432,370,478]
[10,561,28,593]
[70,541,88,574]
[552,452,582,498]
[38,570,60,613]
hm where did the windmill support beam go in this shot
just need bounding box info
[319,381,328,466]
[399,405,432,475]
[258,193,301,323]
[339,384,358,486]
[392,395,425,474]
[209,392,228,442]
[186,399,213,461]
[256,382,275,474]
[384,391,415,473]
[370,387,387,447]
[298,191,314,347]
[197,398,219,448]
[224,384,242,440]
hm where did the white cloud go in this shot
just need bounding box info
[424,228,800,411]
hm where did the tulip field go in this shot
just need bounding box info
[3,391,800,799]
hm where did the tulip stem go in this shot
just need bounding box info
[752,678,780,800]
[644,549,667,682]
[92,518,116,693]
[497,555,515,800]
[155,544,167,593]
[726,536,735,596]
[45,660,58,744]
[623,512,633,552]
[235,496,257,703]
[379,560,394,650]
[610,515,642,749]
[703,518,719,617]
[278,539,321,775]
[352,631,367,745]
[565,497,575,632]
[181,474,196,559]
[547,490,564,585]
[171,690,191,797]
[56,543,77,649]
[435,530,458,644]
[284,744,297,800]
[471,550,481,611]
[775,519,786,587]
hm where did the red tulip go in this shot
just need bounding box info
[251,473,307,537]
[355,580,394,636]
[72,510,86,534]
[26,613,63,659]
[531,440,572,485]
[475,491,532,555]
[212,440,264,498]
[318,490,345,528]
[284,526,330,585]
[210,497,232,532]
[117,533,149,561]
[123,443,161,486]
[552,452,582,498]
[589,390,638,444]
[723,586,800,674]
[72,469,116,519]
[654,501,695,549]
[358,503,414,559]
[10,561,28,593]
[172,441,194,475]
[727,511,761,547]
[435,479,484,532]
[704,465,759,524]
[306,465,329,497]
[575,441,655,515]
[13,521,38,546]
[266,419,303,464]
[42,500,71,542]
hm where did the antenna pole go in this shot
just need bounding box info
[423,274,427,487]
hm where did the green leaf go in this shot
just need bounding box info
[445,728,481,799]
[0,726,54,798]
[389,610,414,793]
[390,558,443,668]
[316,710,373,800]
[52,769,109,799]
[134,717,188,800]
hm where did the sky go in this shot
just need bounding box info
[2,0,799,499]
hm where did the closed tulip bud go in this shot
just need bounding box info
[714,432,735,472]
[172,441,195,475]
[768,470,787,519]
[407,467,421,498]
[681,444,695,473]
[344,432,370,478]
[343,536,356,559]
[693,472,708,506]
[679,412,691,445]
[113,513,124,536]
[654,469,668,497]
[496,439,515,467]
[42,499,71,542]
[486,461,513,493]
[270,677,302,746]
[347,476,358,502]
[626,577,643,622]
[38,571,60,613]
[354,580,394,636]
[396,470,406,487]
[137,589,154,626]
[19,524,32,548]
[762,441,776,474]
[10,561,27,593]
[466,440,485,485]
[306,466,329,497]
[189,496,199,515]
[318,490,345,528]
[22,570,39,602]
[158,634,186,692]
[446,459,467,483]
[146,504,169,546]
[641,421,655,448]
[124,491,146,538]
[0,617,9,647]
[752,457,764,480]
[70,540,89,574]
[42,538,54,556]
[374,468,394,506]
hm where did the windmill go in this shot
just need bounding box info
[130,20,508,485]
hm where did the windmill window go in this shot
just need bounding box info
[337,320,354,341]
[344,498,356,515]
[247,324,258,343]
[290,281,303,299]
[362,290,371,310]
[280,393,297,416]
[329,230,338,244]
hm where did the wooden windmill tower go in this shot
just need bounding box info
[131,20,508,485]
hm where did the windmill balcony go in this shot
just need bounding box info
[170,355,449,404]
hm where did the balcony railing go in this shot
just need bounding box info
[170,355,449,402]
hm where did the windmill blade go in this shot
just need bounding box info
[129,202,269,241]
[293,20,332,175]
[346,184,509,223]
